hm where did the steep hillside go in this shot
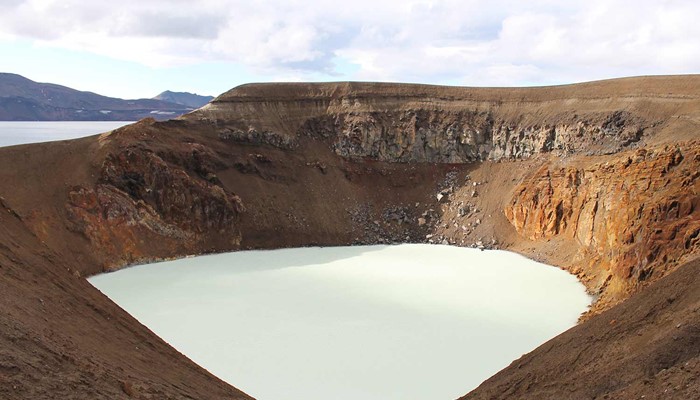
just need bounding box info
[0,195,250,400]
[0,73,193,121]
[462,256,700,400]
[0,76,697,399]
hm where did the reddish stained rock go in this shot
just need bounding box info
[67,145,243,270]
[505,141,700,313]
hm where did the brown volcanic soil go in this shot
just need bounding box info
[0,75,698,399]
[0,194,250,399]
[462,257,700,400]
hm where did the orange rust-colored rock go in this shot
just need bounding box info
[66,142,244,269]
[506,141,700,312]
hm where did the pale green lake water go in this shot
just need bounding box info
[90,244,591,400]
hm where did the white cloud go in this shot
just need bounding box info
[1,0,699,84]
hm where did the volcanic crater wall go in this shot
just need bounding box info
[183,78,700,312]
[0,79,694,313]
[65,135,245,270]
[202,98,647,163]
[506,143,700,312]
[298,109,644,162]
[0,76,699,400]
[54,78,700,312]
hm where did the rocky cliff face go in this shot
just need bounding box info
[65,120,244,269]
[506,141,700,312]
[298,109,645,162]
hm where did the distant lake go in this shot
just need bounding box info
[90,244,592,400]
[0,121,134,147]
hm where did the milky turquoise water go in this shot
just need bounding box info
[89,244,591,400]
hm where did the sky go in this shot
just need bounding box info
[0,0,699,99]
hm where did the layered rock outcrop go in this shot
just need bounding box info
[506,141,700,311]
[298,109,645,163]
[66,129,244,269]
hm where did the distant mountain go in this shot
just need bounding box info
[153,90,213,108]
[0,73,195,121]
